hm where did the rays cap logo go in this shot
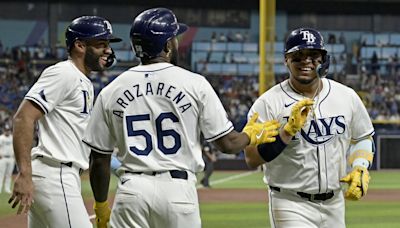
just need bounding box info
[300,30,316,44]
[104,20,113,34]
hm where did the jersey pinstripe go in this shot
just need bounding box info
[25,60,94,170]
[248,78,374,194]
[83,63,233,173]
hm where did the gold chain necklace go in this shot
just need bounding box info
[288,79,322,119]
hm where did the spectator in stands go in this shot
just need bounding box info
[387,54,396,77]
[371,51,379,74]
[218,32,227,42]
[339,32,346,45]
[328,33,336,44]
[211,31,217,43]
[227,31,235,42]
[393,53,400,73]
[224,52,233,63]
[235,31,243,42]
[242,31,250,42]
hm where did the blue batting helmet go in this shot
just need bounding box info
[284,28,327,55]
[65,16,122,51]
[285,28,330,77]
[130,8,188,58]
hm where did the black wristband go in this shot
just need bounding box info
[257,134,288,162]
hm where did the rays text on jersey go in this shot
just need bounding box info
[113,82,193,118]
[284,115,346,145]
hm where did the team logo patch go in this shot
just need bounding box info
[300,30,316,45]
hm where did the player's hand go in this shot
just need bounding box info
[284,98,314,136]
[243,113,280,146]
[8,173,34,214]
[340,166,370,200]
[94,201,111,228]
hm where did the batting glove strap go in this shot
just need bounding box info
[94,201,111,228]
[340,166,370,201]
[257,134,287,162]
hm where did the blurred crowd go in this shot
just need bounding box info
[2,34,400,135]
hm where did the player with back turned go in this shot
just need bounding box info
[245,28,375,228]
[83,7,280,228]
[8,16,121,228]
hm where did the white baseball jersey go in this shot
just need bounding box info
[0,133,13,157]
[249,78,374,194]
[83,62,233,173]
[0,133,14,194]
[25,60,94,170]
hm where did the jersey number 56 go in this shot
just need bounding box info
[126,112,182,156]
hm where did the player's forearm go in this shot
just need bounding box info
[244,146,265,168]
[90,152,111,202]
[213,131,249,154]
[12,114,35,176]
[280,128,294,144]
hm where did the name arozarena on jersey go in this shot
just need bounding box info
[113,81,193,118]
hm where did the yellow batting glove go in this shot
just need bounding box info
[340,166,370,200]
[94,201,111,228]
[243,113,280,146]
[284,98,314,136]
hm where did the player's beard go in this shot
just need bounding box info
[85,47,104,72]
[170,48,179,66]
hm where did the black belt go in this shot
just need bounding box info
[125,170,188,180]
[269,186,334,201]
[61,161,73,167]
[36,155,82,174]
[2,155,11,158]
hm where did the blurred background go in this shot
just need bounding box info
[1,0,400,170]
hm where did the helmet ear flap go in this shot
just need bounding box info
[316,54,330,78]
[105,48,117,69]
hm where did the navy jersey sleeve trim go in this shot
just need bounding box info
[352,130,375,141]
[82,140,114,154]
[25,96,49,114]
[204,125,234,141]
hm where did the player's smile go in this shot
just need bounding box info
[100,56,108,65]
[286,49,323,84]
[84,39,111,71]
[296,65,316,75]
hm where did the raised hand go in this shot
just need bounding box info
[243,113,280,146]
[284,99,314,136]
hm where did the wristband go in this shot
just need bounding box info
[257,134,288,162]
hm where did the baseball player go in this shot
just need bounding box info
[245,28,375,228]
[0,125,14,194]
[8,16,121,228]
[83,7,280,228]
[200,144,217,188]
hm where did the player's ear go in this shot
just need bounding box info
[72,40,86,53]
[164,40,173,58]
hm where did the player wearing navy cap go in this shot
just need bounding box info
[83,8,280,228]
[245,28,374,228]
[8,16,121,228]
